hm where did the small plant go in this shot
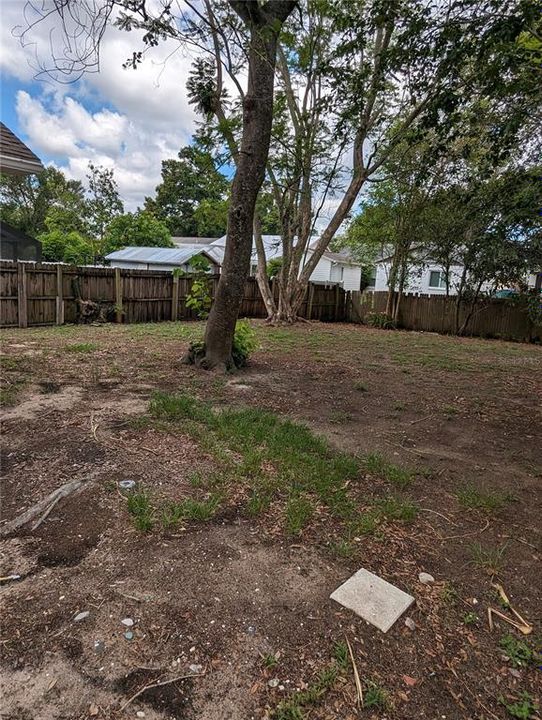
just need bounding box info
[366,312,396,330]
[246,488,273,516]
[329,539,354,559]
[65,342,97,353]
[177,254,213,319]
[469,542,507,574]
[262,652,279,669]
[332,641,349,671]
[499,692,539,719]
[354,381,368,392]
[463,611,479,625]
[364,680,391,709]
[440,582,458,606]
[456,484,513,513]
[127,492,154,531]
[329,410,353,424]
[273,664,338,719]
[499,635,537,668]
[364,452,413,488]
[351,510,381,536]
[231,319,258,367]
[285,495,314,535]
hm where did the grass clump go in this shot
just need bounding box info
[364,452,413,488]
[332,641,349,671]
[285,496,314,535]
[64,342,97,353]
[353,381,368,392]
[162,495,221,528]
[274,665,339,720]
[456,484,513,513]
[364,680,391,709]
[127,492,154,532]
[499,692,539,719]
[470,542,507,574]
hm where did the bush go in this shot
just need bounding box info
[231,320,258,367]
[366,312,396,329]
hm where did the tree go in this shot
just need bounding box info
[86,163,124,260]
[104,210,172,254]
[40,229,94,265]
[145,133,230,237]
[189,0,541,322]
[0,167,86,237]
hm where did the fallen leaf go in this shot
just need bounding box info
[402,675,418,687]
[397,691,409,702]
[89,703,99,716]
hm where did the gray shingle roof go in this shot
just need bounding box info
[0,123,44,176]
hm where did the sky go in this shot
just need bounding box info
[0,0,199,210]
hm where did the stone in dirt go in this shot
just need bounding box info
[330,568,415,633]
[73,611,89,622]
[189,664,203,673]
[418,572,435,585]
[121,618,134,627]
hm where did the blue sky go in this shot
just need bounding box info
[1,1,197,208]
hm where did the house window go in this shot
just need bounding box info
[366,267,376,288]
[429,270,447,289]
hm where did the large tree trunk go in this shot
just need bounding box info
[201,1,295,368]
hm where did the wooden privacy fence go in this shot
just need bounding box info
[0,261,347,328]
[348,290,541,342]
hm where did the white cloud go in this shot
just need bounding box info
[1,1,200,209]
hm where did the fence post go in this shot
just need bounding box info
[115,268,123,323]
[307,283,314,320]
[171,274,179,321]
[56,265,64,325]
[17,262,28,328]
[334,284,340,321]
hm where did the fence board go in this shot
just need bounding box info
[350,291,540,342]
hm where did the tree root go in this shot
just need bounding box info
[1,478,84,537]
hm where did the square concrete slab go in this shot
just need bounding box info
[330,568,414,633]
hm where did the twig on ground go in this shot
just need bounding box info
[419,508,457,526]
[410,414,435,425]
[345,636,363,710]
[1,478,84,536]
[439,518,490,541]
[120,672,204,712]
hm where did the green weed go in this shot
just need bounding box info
[332,641,349,671]
[329,539,354,558]
[463,611,479,625]
[376,495,418,522]
[499,635,538,668]
[364,680,391,709]
[499,692,538,719]
[353,381,368,392]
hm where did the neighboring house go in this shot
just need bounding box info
[0,122,44,262]
[105,246,220,273]
[172,236,219,247]
[370,259,470,296]
[207,235,363,291]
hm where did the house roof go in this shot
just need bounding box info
[105,245,219,266]
[171,236,219,246]
[0,123,44,176]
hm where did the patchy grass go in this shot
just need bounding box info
[364,452,413,488]
[273,664,339,720]
[375,495,418,522]
[64,342,97,354]
[285,495,315,535]
[364,680,391,710]
[456,484,514,513]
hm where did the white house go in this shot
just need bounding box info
[370,260,469,296]
[105,246,220,273]
[205,235,363,291]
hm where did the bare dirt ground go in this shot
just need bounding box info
[1,320,541,720]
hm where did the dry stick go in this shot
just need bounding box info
[1,478,83,536]
[410,414,435,425]
[439,518,490,541]
[119,672,204,712]
[345,637,363,710]
[31,494,63,531]
[419,507,457,526]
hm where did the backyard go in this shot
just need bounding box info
[1,321,540,720]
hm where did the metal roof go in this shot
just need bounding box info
[0,123,44,176]
[105,245,218,265]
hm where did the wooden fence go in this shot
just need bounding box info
[0,261,347,328]
[348,290,541,342]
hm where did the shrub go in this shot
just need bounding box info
[366,312,396,329]
[231,320,258,367]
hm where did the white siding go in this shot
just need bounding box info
[373,262,465,296]
[309,257,332,283]
[341,265,362,291]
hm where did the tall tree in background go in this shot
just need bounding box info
[86,163,124,261]
[0,167,86,237]
[144,131,230,237]
[104,210,172,254]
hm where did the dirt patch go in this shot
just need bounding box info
[0,384,83,422]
